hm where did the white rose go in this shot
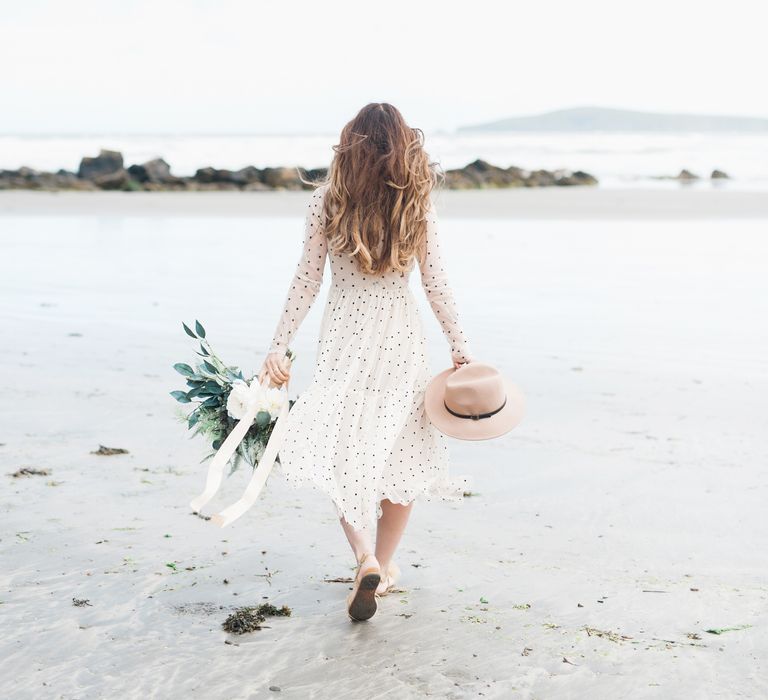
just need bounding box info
[262,387,285,418]
[226,379,263,421]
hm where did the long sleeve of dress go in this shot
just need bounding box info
[268,187,328,355]
[418,200,473,363]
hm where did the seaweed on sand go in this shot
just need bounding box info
[583,626,633,643]
[222,603,292,634]
[10,467,51,477]
[91,445,129,455]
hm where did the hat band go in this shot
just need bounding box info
[443,397,507,421]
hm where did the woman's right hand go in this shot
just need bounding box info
[259,352,291,387]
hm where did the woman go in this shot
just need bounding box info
[259,103,472,622]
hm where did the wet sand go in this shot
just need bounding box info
[1,190,767,699]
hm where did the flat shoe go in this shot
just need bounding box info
[346,553,381,621]
[375,561,401,597]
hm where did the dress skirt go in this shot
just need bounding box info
[275,281,471,531]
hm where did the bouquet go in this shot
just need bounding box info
[171,320,294,475]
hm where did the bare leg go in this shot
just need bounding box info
[339,515,376,565]
[375,499,413,573]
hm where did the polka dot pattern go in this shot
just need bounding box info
[268,183,473,531]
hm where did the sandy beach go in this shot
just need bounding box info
[1,188,767,699]
[2,187,768,219]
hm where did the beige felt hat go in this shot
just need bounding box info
[424,362,525,440]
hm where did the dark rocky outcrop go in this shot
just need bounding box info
[128,158,173,183]
[0,150,599,191]
[93,169,132,190]
[653,168,737,183]
[261,167,305,189]
[556,170,599,186]
[194,167,235,184]
[444,159,598,189]
[78,149,124,179]
[0,167,96,190]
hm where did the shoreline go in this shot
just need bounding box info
[2,187,767,219]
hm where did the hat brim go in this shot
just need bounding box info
[424,367,525,441]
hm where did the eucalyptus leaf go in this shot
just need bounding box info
[170,390,191,404]
[201,396,220,408]
[255,411,271,428]
[195,320,206,338]
[199,343,209,356]
[182,322,197,339]
[173,363,195,377]
[188,412,200,429]
[203,381,223,395]
[203,361,218,375]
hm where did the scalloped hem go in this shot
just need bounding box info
[275,467,474,532]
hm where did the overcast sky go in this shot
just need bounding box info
[2,0,766,134]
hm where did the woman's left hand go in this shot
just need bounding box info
[452,351,472,369]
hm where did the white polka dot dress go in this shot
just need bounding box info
[268,183,473,531]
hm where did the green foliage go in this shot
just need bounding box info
[170,390,191,403]
[171,320,294,472]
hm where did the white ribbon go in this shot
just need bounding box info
[189,375,290,525]
[210,390,290,527]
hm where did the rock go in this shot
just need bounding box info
[55,170,96,190]
[261,167,302,189]
[445,159,528,189]
[525,169,557,187]
[243,180,271,191]
[711,169,730,179]
[230,166,262,185]
[142,180,183,191]
[78,149,124,179]
[194,167,236,184]
[676,169,699,180]
[0,168,38,189]
[93,169,131,190]
[128,158,172,183]
[443,160,597,188]
[0,156,596,191]
[555,170,599,186]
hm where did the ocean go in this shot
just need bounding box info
[1,131,767,189]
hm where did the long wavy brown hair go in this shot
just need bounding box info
[306,103,443,275]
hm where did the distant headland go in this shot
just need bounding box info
[458,106,768,132]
